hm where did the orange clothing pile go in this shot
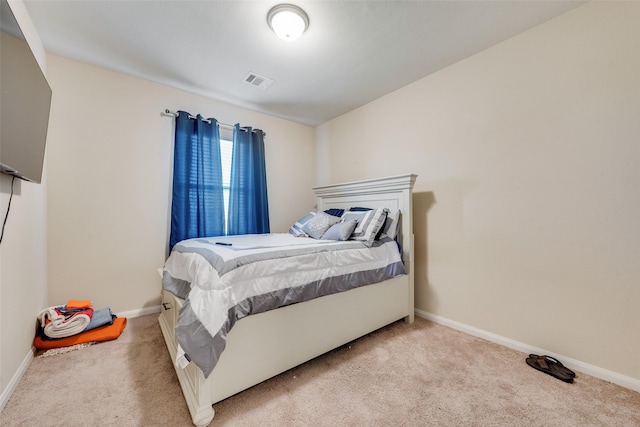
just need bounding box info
[66,299,92,309]
[34,300,127,350]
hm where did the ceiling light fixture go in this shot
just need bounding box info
[267,4,309,41]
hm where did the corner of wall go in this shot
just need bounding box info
[6,0,47,73]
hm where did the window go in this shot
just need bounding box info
[170,112,268,249]
[220,138,233,229]
[219,126,234,234]
[221,124,270,236]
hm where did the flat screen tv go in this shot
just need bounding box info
[0,0,52,184]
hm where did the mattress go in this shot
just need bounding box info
[162,233,406,377]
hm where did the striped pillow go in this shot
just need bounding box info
[289,212,315,237]
[341,207,388,247]
[381,209,401,240]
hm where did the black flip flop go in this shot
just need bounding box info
[528,354,576,378]
[526,355,574,383]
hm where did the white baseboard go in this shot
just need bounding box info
[115,305,161,319]
[0,347,35,412]
[415,308,640,393]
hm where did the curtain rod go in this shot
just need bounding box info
[163,109,265,135]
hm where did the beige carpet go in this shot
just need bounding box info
[1,314,638,426]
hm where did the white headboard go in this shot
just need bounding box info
[313,174,417,309]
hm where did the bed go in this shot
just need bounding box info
[158,173,417,426]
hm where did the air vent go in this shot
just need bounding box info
[243,72,274,90]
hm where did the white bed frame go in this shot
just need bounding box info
[158,174,417,426]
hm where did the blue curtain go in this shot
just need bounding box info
[227,125,270,235]
[169,111,225,250]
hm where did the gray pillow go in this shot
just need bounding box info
[301,212,341,239]
[289,212,315,237]
[321,219,357,241]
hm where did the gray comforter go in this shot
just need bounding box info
[162,233,405,377]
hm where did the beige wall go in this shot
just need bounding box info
[0,0,49,405]
[316,2,639,380]
[2,0,638,404]
[45,55,316,313]
[0,176,48,404]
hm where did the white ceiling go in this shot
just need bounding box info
[23,0,585,126]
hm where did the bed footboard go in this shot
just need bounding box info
[158,292,214,426]
[159,274,410,426]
